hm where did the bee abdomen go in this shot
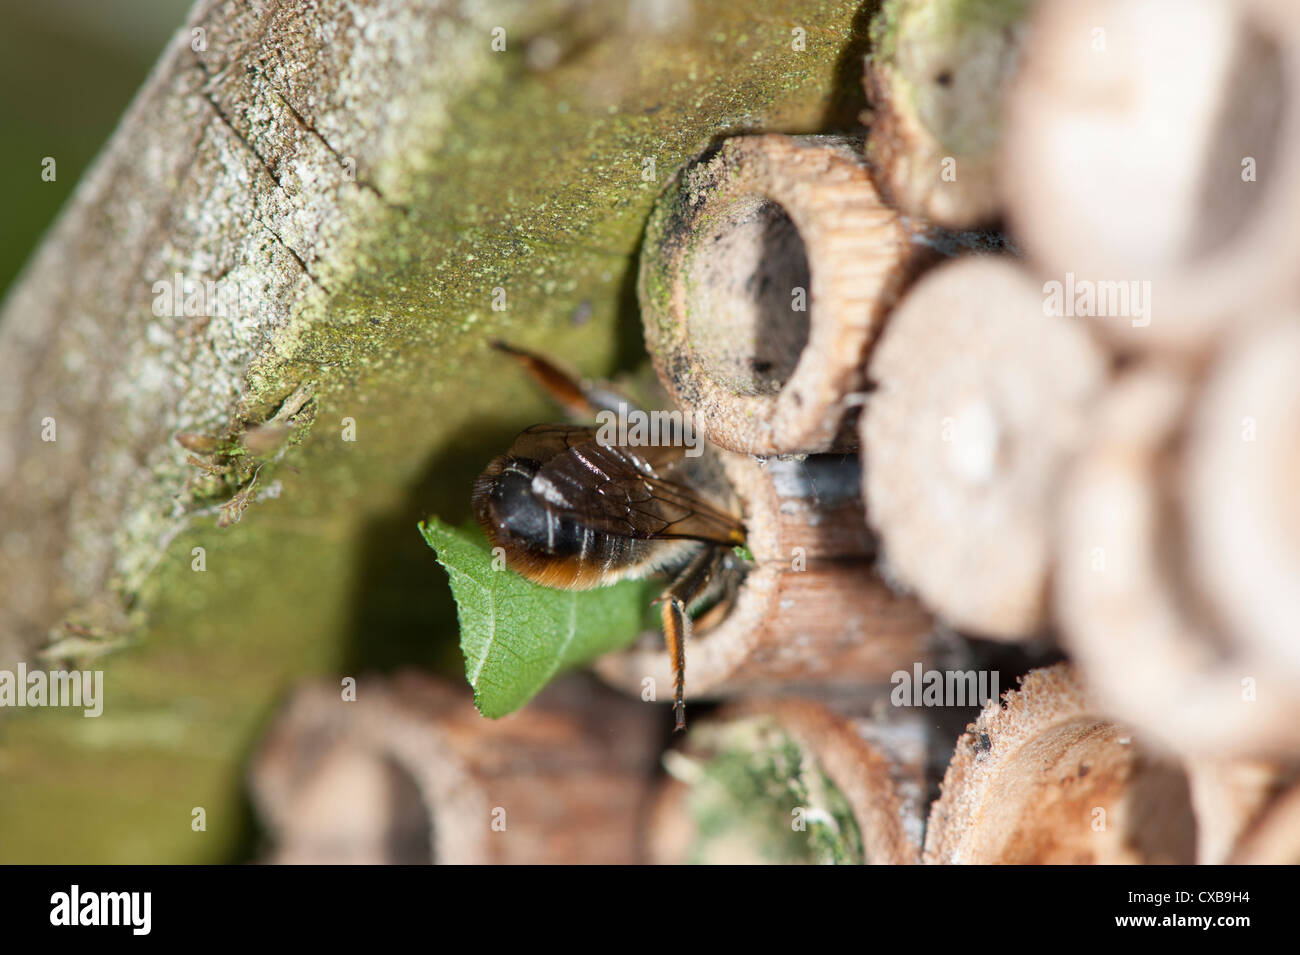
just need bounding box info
[472,454,665,589]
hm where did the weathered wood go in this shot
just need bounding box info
[594,451,936,700]
[0,0,875,862]
[250,673,659,864]
[923,664,1197,864]
[1185,757,1299,864]
[1229,778,1300,863]
[647,702,927,864]
[0,0,874,665]
[765,700,927,864]
[1181,318,1300,674]
[861,257,1107,638]
[1055,365,1300,756]
[864,0,1031,228]
[1002,0,1300,354]
[637,134,920,455]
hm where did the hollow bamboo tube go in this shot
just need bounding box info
[1229,779,1300,863]
[923,664,1197,864]
[248,673,658,864]
[860,257,1108,638]
[1185,758,1300,864]
[1181,318,1300,674]
[647,702,927,865]
[1055,357,1300,757]
[863,0,1031,229]
[594,450,935,700]
[637,134,923,455]
[1001,0,1300,355]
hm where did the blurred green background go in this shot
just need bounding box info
[0,1,192,296]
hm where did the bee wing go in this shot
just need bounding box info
[533,437,744,545]
[501,423,602,463]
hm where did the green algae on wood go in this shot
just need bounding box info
[0,0,871,862]
[865,0,1033,227]
[675,716,865,865]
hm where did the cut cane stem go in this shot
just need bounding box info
[248,673,658,864]
[638,134,926,455]
[863,0,1033,229]
[923,664,1197,864]
[1182,318,1300,674]
[861,257,1107,638]
[1055,362,1300,757]
[647,703,928,865]
[594,450,935,700]
[1229,778,1300,863]
[1002,0,1300,354]
[1185,758,1300,864]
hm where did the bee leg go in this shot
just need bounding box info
[491,340,640,419]
[660,597,689,733]
[659,546,728,732]
[688,552,748,632]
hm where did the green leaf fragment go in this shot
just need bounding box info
[417,517,652,718]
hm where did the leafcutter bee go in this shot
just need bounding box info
[473,341,748,731]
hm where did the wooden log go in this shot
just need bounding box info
[249,673,659,864]
[594,450,936,700]
[1001,0,1300,354]
[646,702,927,864]
[637,134,923,455]
[1055,362,1300,756]
[863,0,1032,229]
[0,0,870,676]
[923,664,1197,864]
[0,0,930,860]
[860,257,1108,638]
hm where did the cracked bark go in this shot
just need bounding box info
[0,0,871,841]
[0,0,394,659]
